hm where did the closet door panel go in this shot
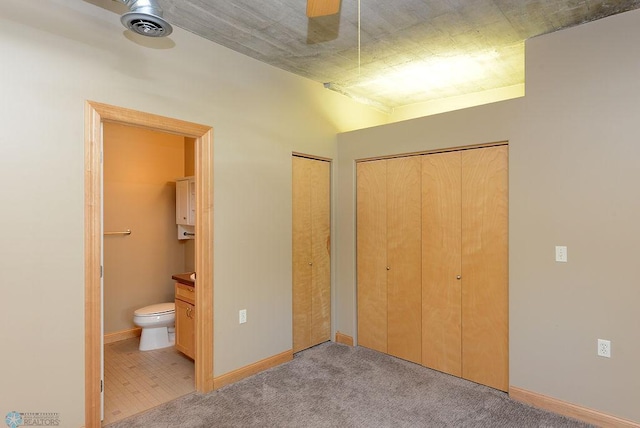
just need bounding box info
[386,156,422,364]
[461,146,509,391]
[292,157,313,352]
[421,152,462,376]
[310,159,331,345]
[357,160,388,353]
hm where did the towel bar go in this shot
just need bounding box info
[104,229,132,236]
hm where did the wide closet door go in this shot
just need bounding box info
[357,145,508,391]
[292,156,331,353]
[357,156,422,364]
[422,145,508,391]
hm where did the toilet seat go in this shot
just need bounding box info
[134,302,175,317]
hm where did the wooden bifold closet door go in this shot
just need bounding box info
[421,151,463,377]
[460,146,508,391]
[292,156,331,353]
[422,145,508,391]
[357,156,422,364]
[357,145,508,392]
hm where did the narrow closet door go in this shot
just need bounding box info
[309,159,331,345]
[357,160,388,353]
[461,145,509,391]
[292,156,313,352]
[386,156,422,364]
[292,156,331,353]
[421,151,462,376]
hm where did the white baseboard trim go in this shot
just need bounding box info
[510,386,639,427]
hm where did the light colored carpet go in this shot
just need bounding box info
[105,342,592,427]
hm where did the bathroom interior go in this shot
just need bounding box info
[102,122,197,425]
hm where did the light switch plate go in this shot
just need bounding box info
[239,309,247,324]
[555,246,568,262]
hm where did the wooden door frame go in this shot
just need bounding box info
[84,101,214,427]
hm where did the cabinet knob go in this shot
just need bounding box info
[386,266,391,271]
[456,275,461,280]
[308,262,313,266]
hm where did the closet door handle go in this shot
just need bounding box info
[456,275,461,280]
[386,266,391,271]
[308,262,313,266]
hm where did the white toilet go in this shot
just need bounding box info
[133,302,176,351]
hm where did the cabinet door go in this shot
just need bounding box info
[175,298,195,359]
[461,146,508,391]
[386,156,422,364]
[176,179,189,225]
[188,178,196,226]
[292,157,331,353]
[356,160,388,353]
[422,151,462,376]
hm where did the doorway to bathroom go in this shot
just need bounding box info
[84,102,214,427]
[101,122,193,425]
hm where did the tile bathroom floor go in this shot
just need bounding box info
[102,337,195,426]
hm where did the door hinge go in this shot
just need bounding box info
[101,380,103,393]
[100,265,103,278]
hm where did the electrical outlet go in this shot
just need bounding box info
[555,246,568,262]
[597,339,611,358]
[239,309,247,324]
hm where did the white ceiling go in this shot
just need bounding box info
[98,0,640,110]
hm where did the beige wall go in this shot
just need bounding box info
[0,1,387,426]
[390,83,524,122]
[103,123,187,334]
[336,9,640,424]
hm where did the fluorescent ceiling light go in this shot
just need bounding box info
[359,51,499,95]
[329,50,503,110]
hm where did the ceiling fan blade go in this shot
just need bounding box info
[307,0,341,18]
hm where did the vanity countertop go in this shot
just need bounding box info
[172,272,195,287]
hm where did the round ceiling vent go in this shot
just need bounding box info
[121,12,173,37]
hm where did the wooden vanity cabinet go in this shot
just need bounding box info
[175,283,195,359]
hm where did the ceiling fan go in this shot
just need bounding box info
[307,0,341,17]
